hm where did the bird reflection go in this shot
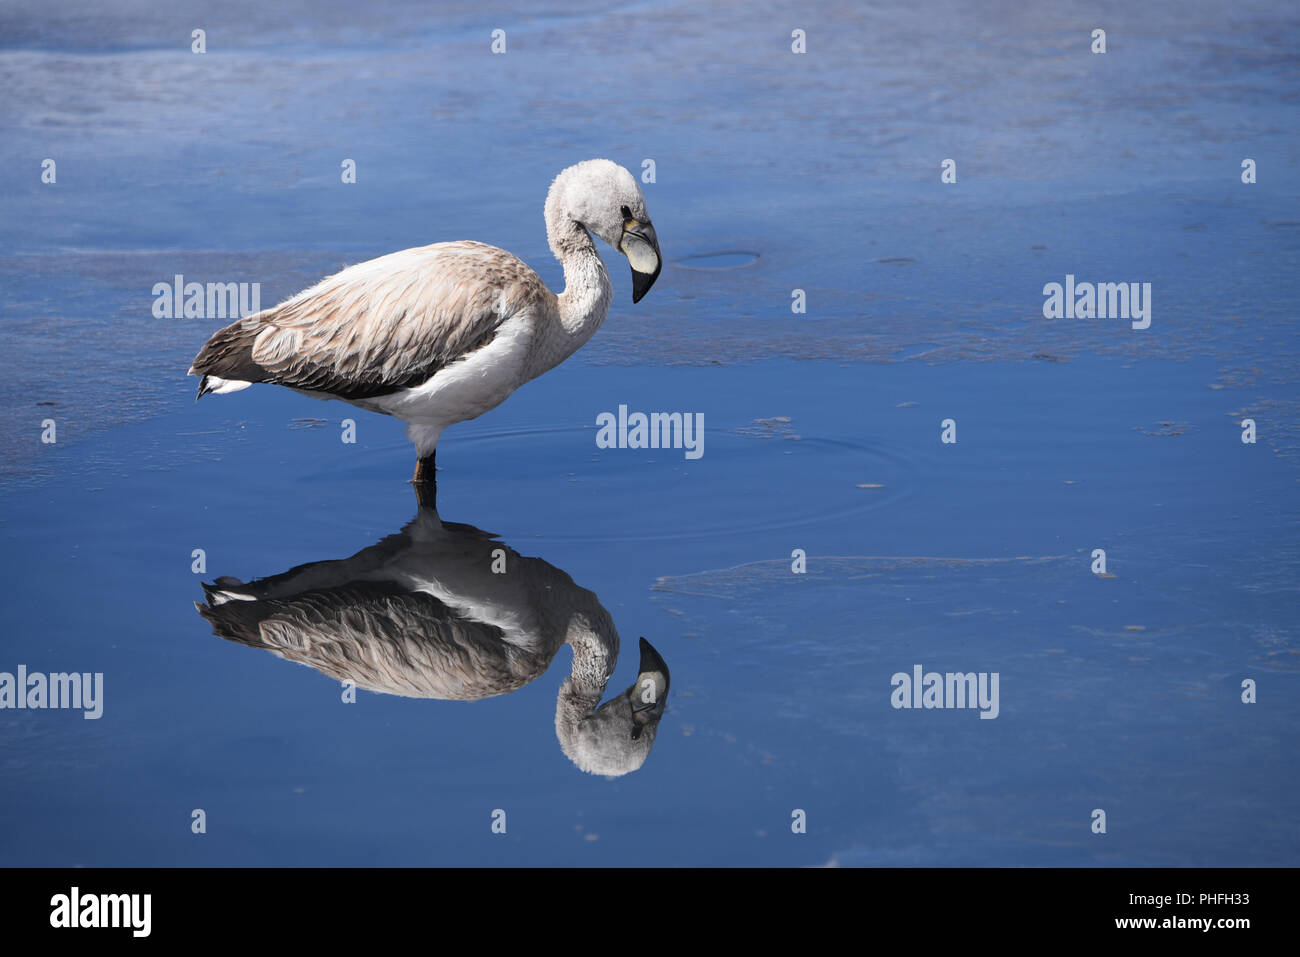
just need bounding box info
[194,497,670,777]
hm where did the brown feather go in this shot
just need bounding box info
[190,241,555,400]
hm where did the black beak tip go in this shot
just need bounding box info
[631,264,661,304]
[638,637,669,683]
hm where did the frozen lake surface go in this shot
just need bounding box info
[1,0,1297,865]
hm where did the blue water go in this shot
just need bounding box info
[1,0,1298,866]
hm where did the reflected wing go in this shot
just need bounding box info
[196,582,551,700]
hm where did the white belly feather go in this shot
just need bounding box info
[351,312,537,455]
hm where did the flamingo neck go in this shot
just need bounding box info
[549,218,613,342]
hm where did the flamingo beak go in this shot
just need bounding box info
[621,221,661,303]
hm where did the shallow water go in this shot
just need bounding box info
[1,0,1298,866]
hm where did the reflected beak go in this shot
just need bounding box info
[621,221,662,303]
[629,637,670,739]
[637,636,669,686]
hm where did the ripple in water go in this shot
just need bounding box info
[436,424,917,543]
[673,250,759,270]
